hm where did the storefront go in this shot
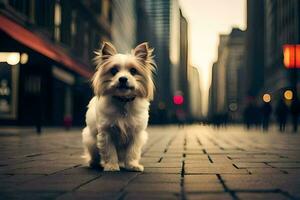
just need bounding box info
[0,15,93,126]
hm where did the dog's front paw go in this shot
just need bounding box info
[125,163,144,172]
[103,163,120,171]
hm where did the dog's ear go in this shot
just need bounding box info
[95,42,117,62]
[134,42,153,62]
[102,42,117,57]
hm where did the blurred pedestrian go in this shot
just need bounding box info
[243,102,254,130]
[253,102,262,129]
[275,98,289,132]
[290,98,300,133]
[261,102,272,131]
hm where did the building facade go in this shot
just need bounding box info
[209,29,246,122]
[264,0,300,101]
[226,29,246,121]
[111,0,136,53]
[246,0,265,98]
[136,0,188,123]
[188,66,202,120]
[0,0,112,126]
[209,34,229,118]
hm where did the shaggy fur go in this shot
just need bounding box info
[82,42,155,171]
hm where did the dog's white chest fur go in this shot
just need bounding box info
[82,42,155,172]
[89,96,149,147]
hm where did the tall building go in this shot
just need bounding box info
[188,66,202,120]
[226,28,246,121]
[246,0,265,98]
[210,35,229,115]
[136,0,183,123]
[0,0,112,126]
[208,62,218,119]
[111,0,136,53]
[209,29,246,122]
[179,9,190,119]
[264,0,300,100]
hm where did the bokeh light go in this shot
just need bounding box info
[262,94,271,103]
[7,52,20,65]
[173,95,184,105]
[284,90,293,100]
[20,53,29,64]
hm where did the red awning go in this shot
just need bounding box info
[0,15,93,78]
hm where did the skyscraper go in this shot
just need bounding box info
[136,0,182,123]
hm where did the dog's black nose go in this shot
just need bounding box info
[119,77,128,83]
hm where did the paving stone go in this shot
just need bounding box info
[56,192,122,200]
[185,167,248,174]
[123,192,178,200]
[0,125,300,199]
[236,192,289,200]
[124,183,180,192]
[0,191,63,200]
[247,168,285,174]
[144,167,181,174]
[143,162,182,168]
[225,180,277,190]
[268,162,300,168]
[184,175,219,183]
[186,193,233,200]
[184,183,224,192]
[233,162,269,168]
[133,174,180,183]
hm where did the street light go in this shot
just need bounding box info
[263,93,271,103]
[284,90,293,100]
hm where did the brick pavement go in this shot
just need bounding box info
[0,125,300,200]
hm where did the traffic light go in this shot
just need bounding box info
[173,95,184,105]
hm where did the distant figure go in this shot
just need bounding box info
[261,102,272,131]
[64,115,73,130]
[290,98,300,133]
[253,102,262,129]
[243,102,255,130]
[275,98,289,132]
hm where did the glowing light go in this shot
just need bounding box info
[173,95,184,105]
[284,90,293,100]
[229,103,238,111]
[262,94,271,103]
[283,44,300,68]
[6,53,20,65]
[20,53,29,64]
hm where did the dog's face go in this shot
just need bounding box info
[92,42,156,100]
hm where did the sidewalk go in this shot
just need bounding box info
[0,125,299,199]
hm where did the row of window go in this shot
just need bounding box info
[7,0,112,65]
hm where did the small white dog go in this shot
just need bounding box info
[82,42,155,172]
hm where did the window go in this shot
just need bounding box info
[54,1,61,42]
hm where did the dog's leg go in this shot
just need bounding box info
[124,131,148,172]
[82,127,100,168]
[97,132,120,171]
[117,150,126,168]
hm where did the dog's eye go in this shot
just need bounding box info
[130,68,137,75]
[110,67,118,76]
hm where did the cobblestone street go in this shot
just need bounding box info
[0,125,300,200]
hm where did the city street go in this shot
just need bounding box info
[0,125,300,200]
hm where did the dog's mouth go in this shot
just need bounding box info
[117,85,134,90]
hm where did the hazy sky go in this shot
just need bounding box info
[179,0,246,115]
